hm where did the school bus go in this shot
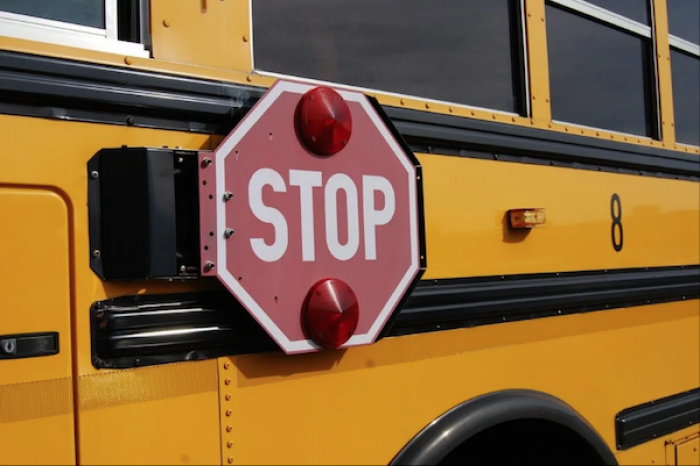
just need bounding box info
[0,0,698,465]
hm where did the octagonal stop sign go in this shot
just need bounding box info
[198,80,426,354]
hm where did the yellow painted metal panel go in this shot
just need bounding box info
[0,415,76,466]
[419,154,699,279]
[524,0,552,123]
[150,0,252,72]
[224,301,699,464]
[78,361,220,465]
[676,437,700,466]
[651,0,676,147]
[0,188,75,465]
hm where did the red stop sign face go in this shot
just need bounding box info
[199,80,425,354]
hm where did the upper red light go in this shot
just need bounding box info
[295,87,352,156]
[302,278,359,349]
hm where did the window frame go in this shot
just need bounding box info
[0,0,149,57]
[546,0,660,140]
[666,1,700,148]
[250,0,531,118]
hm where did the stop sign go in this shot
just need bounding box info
[198,80,425,354]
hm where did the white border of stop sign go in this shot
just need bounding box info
[213,80,420,353]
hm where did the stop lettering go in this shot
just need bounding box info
[198,80,425,354]
[248,168,395,263]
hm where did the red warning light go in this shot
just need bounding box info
[295,87,352,156]
[302,278,359,349]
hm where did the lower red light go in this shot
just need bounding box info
[302,278,359,349]
[295,86,352,156]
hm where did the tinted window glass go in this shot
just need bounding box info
[667,0,700,45]
[253,0,524,113]
[0,0,105,29]
[671,50,700,145]
[546,4,655,136]
[585,0,650,25]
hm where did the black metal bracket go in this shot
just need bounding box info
[88,147,203,280]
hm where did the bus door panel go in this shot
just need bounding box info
[0,187,75,465]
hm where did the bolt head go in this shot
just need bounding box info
[90,171,99,179]
[201,157,212,168]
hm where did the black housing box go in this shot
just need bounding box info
[88,147,200,280]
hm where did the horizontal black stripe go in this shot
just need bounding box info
[90,265,700,368]
[1,50,698,179]
[615,388,700,450]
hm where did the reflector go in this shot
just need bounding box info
[508,208,546,229]
[295,87,352,156]
[302,278,359,349]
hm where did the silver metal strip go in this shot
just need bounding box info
[0,10,104,36]
[139,0,153,51]
[549,0,652,38]
[669,36,700,57]
[520,0,531,118]
[105,0,118,40]
[0,14,149,57]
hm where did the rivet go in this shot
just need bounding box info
[227,441,233,448]
[124,56,134,65]
[596,132,600,136]
[492,115,496,120]
[204,261,215,272]
[92,250,101,258]
[162,19,171,27]
[226,410,232,416]
[400,99,405,105]
[90,170,99,179]
[201,157,212,168]
[226,426,233,432]
[527,12,531,17]
[246,75,253,82]
[224,362,231,369]
[530,119,535,125]
[224,228,235,238]
[532,95,536,100]
[565,127,569,132]
[511,117,516,122]
[470,110,475,116]
[541,17,544,21]
[224,378,231,385]
[548,123,552,128]
[580,130,584,134]
[225,394,232,401]
[449,107,454,113]
[242,35,248,42]
[227,458,234,464]
[223,191,233,201]
[425,103,430,109]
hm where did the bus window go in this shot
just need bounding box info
[667,0,700,146]
[545,0,657,138]
[252,0,527,115]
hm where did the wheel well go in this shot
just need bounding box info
[438,418,609,465]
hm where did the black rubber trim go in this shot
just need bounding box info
[90,265,699,368]
[389,390,618,465]
[0,50,698,179]
[615,388,700,450]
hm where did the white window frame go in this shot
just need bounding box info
[0,0,149,58]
